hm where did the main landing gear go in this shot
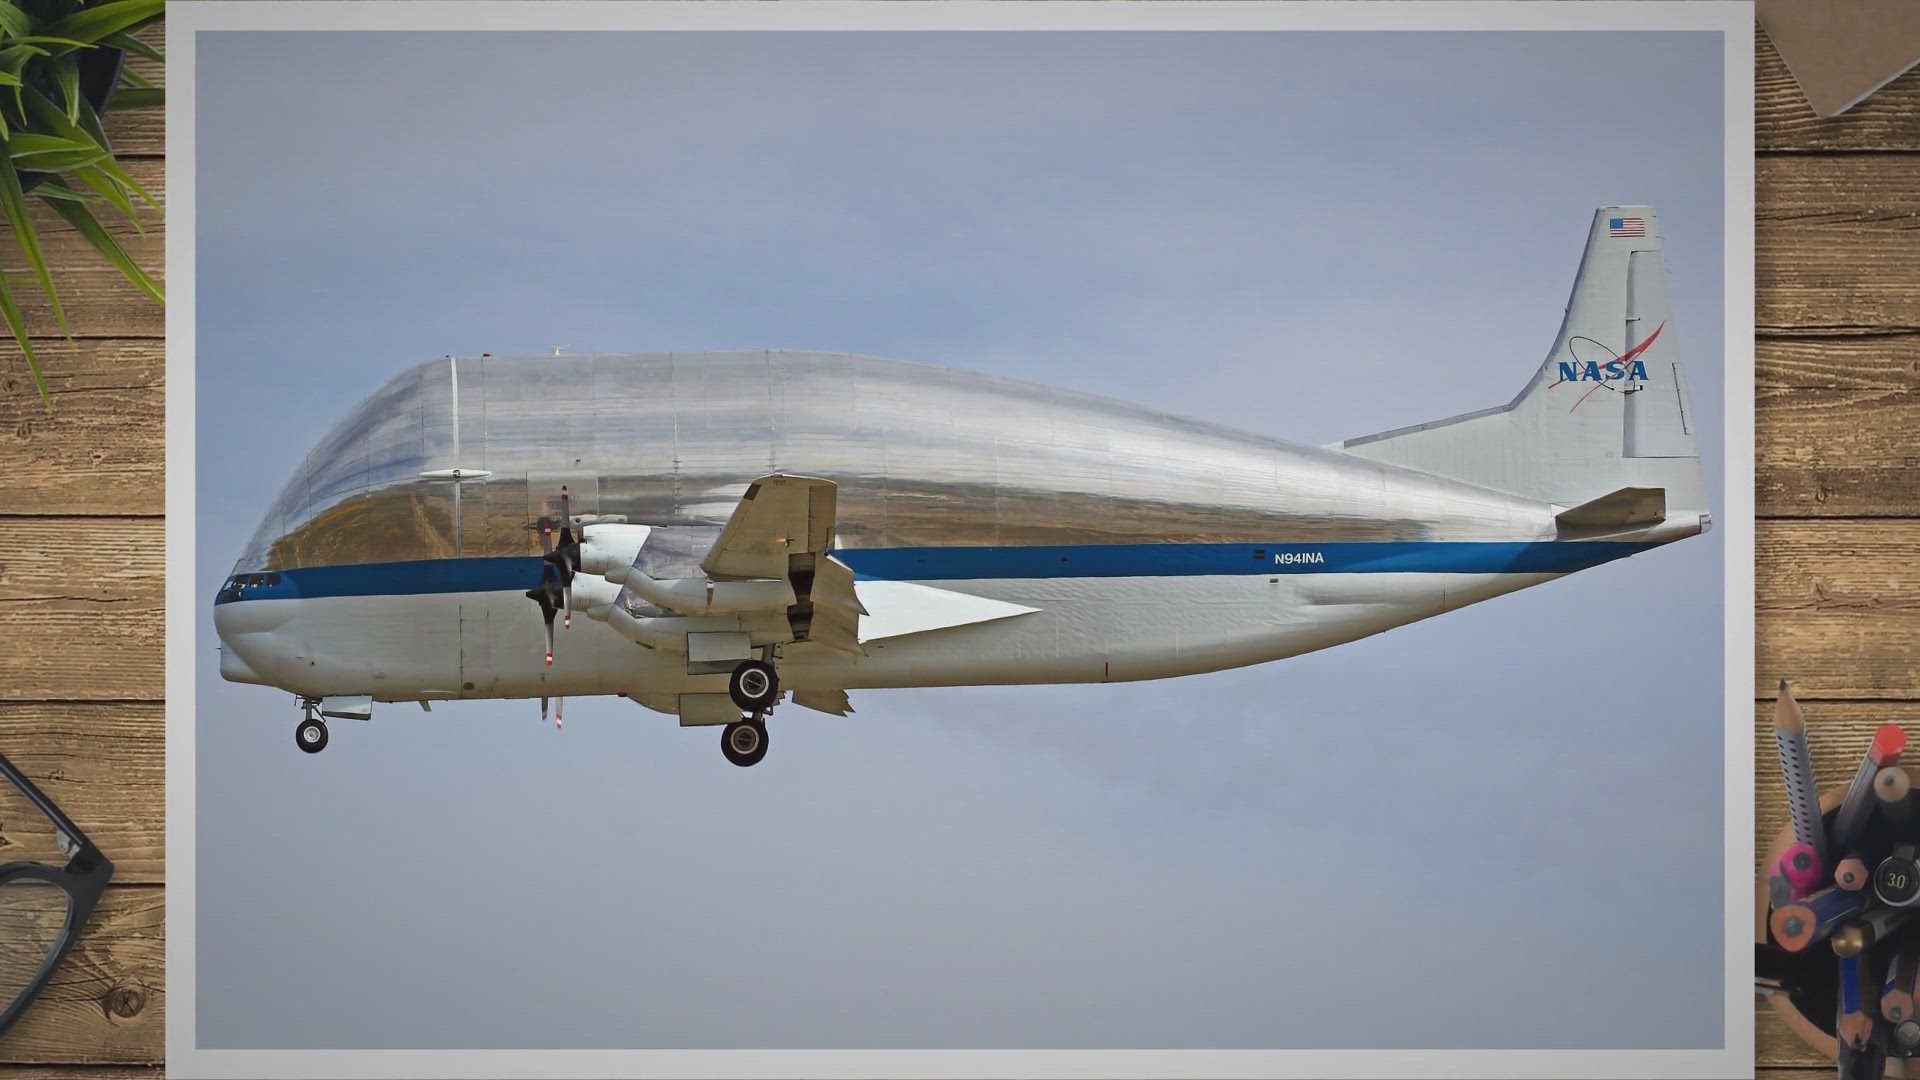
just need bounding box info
[721,656,779,766]
[721,715,769,767]
[296,703,329,755]
[728,659,779,711]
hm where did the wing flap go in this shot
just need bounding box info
[794,689,854,716]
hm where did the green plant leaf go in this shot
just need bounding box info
[102,30,161,64]
[8,36,93,51]
[0,151,66,335]
[50,54,78,121]
[69,164,136,224]
[0,264,51,407]
[41,0,163,51]
[0,2,29,40]
[22,88,157,211]
[111,86,158,109]
[8,131,105,170]
[31,180,96,204]
[10,133,93,154]
[40,184,161,307]
[0,44,48,74]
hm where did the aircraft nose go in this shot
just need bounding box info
[214,575,299,686]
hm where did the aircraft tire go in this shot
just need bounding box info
[721,719,769,767]
[728,660,780,711]
[296,717,329,754]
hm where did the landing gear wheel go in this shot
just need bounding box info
[296,717,329,754]
[721,719,769,767]
[728,659,779,711]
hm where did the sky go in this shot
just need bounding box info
[194,30,1727,1050]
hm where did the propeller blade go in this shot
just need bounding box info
[557,486,575,548]
[524,569,561,665]
[555,696,564,730]
[541,695,549,721]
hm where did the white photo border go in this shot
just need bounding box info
[163,3,1757,1076]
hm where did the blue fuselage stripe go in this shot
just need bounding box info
[213,540,1664,604]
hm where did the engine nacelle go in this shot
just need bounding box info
[577,523,653,579]
[624,574,796,616]
[571,573,624,621]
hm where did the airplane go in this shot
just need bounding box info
[214,205,1709,766]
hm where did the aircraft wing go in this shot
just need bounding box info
[701,474,838,581]
[626,473,1037,656]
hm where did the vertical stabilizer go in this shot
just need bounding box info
[1335,206,1705,518]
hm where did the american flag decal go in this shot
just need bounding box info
[1609,216,1646,238]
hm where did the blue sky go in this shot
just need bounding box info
[195,29,1726,1050]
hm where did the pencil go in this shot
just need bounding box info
[1838,951,1873,1055]
[1832,905,1915,958]
[1780,842,1823,898]
[1833,724,1907,852]
[1837,853,1872,892]
[1882,951,1918,1025]
[1879,765,1914,832]
[1771,885,1873,952]
[1773,680,1827,866]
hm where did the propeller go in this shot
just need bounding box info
[541,694,564,730]
[525,486,582,664]
[544,486,581,629]
[524,568,562,665]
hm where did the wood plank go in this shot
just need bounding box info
[9,226,164,339]
[1758,29,1920,153]
[1760,333,1920,390]
[1757,384,1920,518]
[0,703,162,884]
[1759,156,1920,335]
[26,160,166,239]
[1757,520,1920,699]
[0,340,164,517]
[0,886,162,1066]
[0,518,161,701]
[3,1065,163,1079]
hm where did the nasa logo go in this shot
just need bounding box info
[1557,358,1649,383]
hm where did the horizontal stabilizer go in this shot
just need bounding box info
[1556,486,1666,530]
[793,689,854,716]
[853,580,1038,643]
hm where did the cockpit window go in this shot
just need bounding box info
[266,573,281,586]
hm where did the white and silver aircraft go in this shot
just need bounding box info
[215,206,1709,765]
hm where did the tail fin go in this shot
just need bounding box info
[1336,206,1707,519]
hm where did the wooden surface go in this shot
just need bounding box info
[0,37,165,1071]
[1756,17,1920,1077]
[0,23,1903,1074]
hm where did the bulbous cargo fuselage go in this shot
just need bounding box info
[212,351,1642,703]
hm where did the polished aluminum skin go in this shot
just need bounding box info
[234,351,1555,575]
